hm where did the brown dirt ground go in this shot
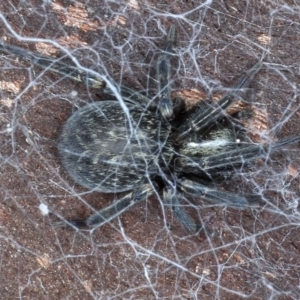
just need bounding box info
[0,0,300,299]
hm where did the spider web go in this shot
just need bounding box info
[0,0,300,299]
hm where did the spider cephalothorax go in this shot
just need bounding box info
[1,26,299,233]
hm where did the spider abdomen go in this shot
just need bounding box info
[58,101,171,193]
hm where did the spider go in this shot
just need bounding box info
[1,26,299,233]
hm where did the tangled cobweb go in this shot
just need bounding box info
[0,1,300,299]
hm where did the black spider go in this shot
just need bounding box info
[1,26,299,233]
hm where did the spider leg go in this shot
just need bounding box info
[103,82,152,107]
[53,183,154,229]
[0,42,106,89]
[157,25,176,120]
[178,178,261,208]
[177,136,300,174]
[205,135,300,170]
[163,186,197,233]
[0,41,154,106]
[178,143,265,174]
[176,60,263,142]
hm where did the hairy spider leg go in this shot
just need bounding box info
[0,41,106,89]
[157,25,176,120]
[0,41,154,107]
[109,85,152,106]
[53,183,155,229]
[177,135,300,176]
[177,60,264,142]
[178,178,261,208]
[163,186,198,233]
